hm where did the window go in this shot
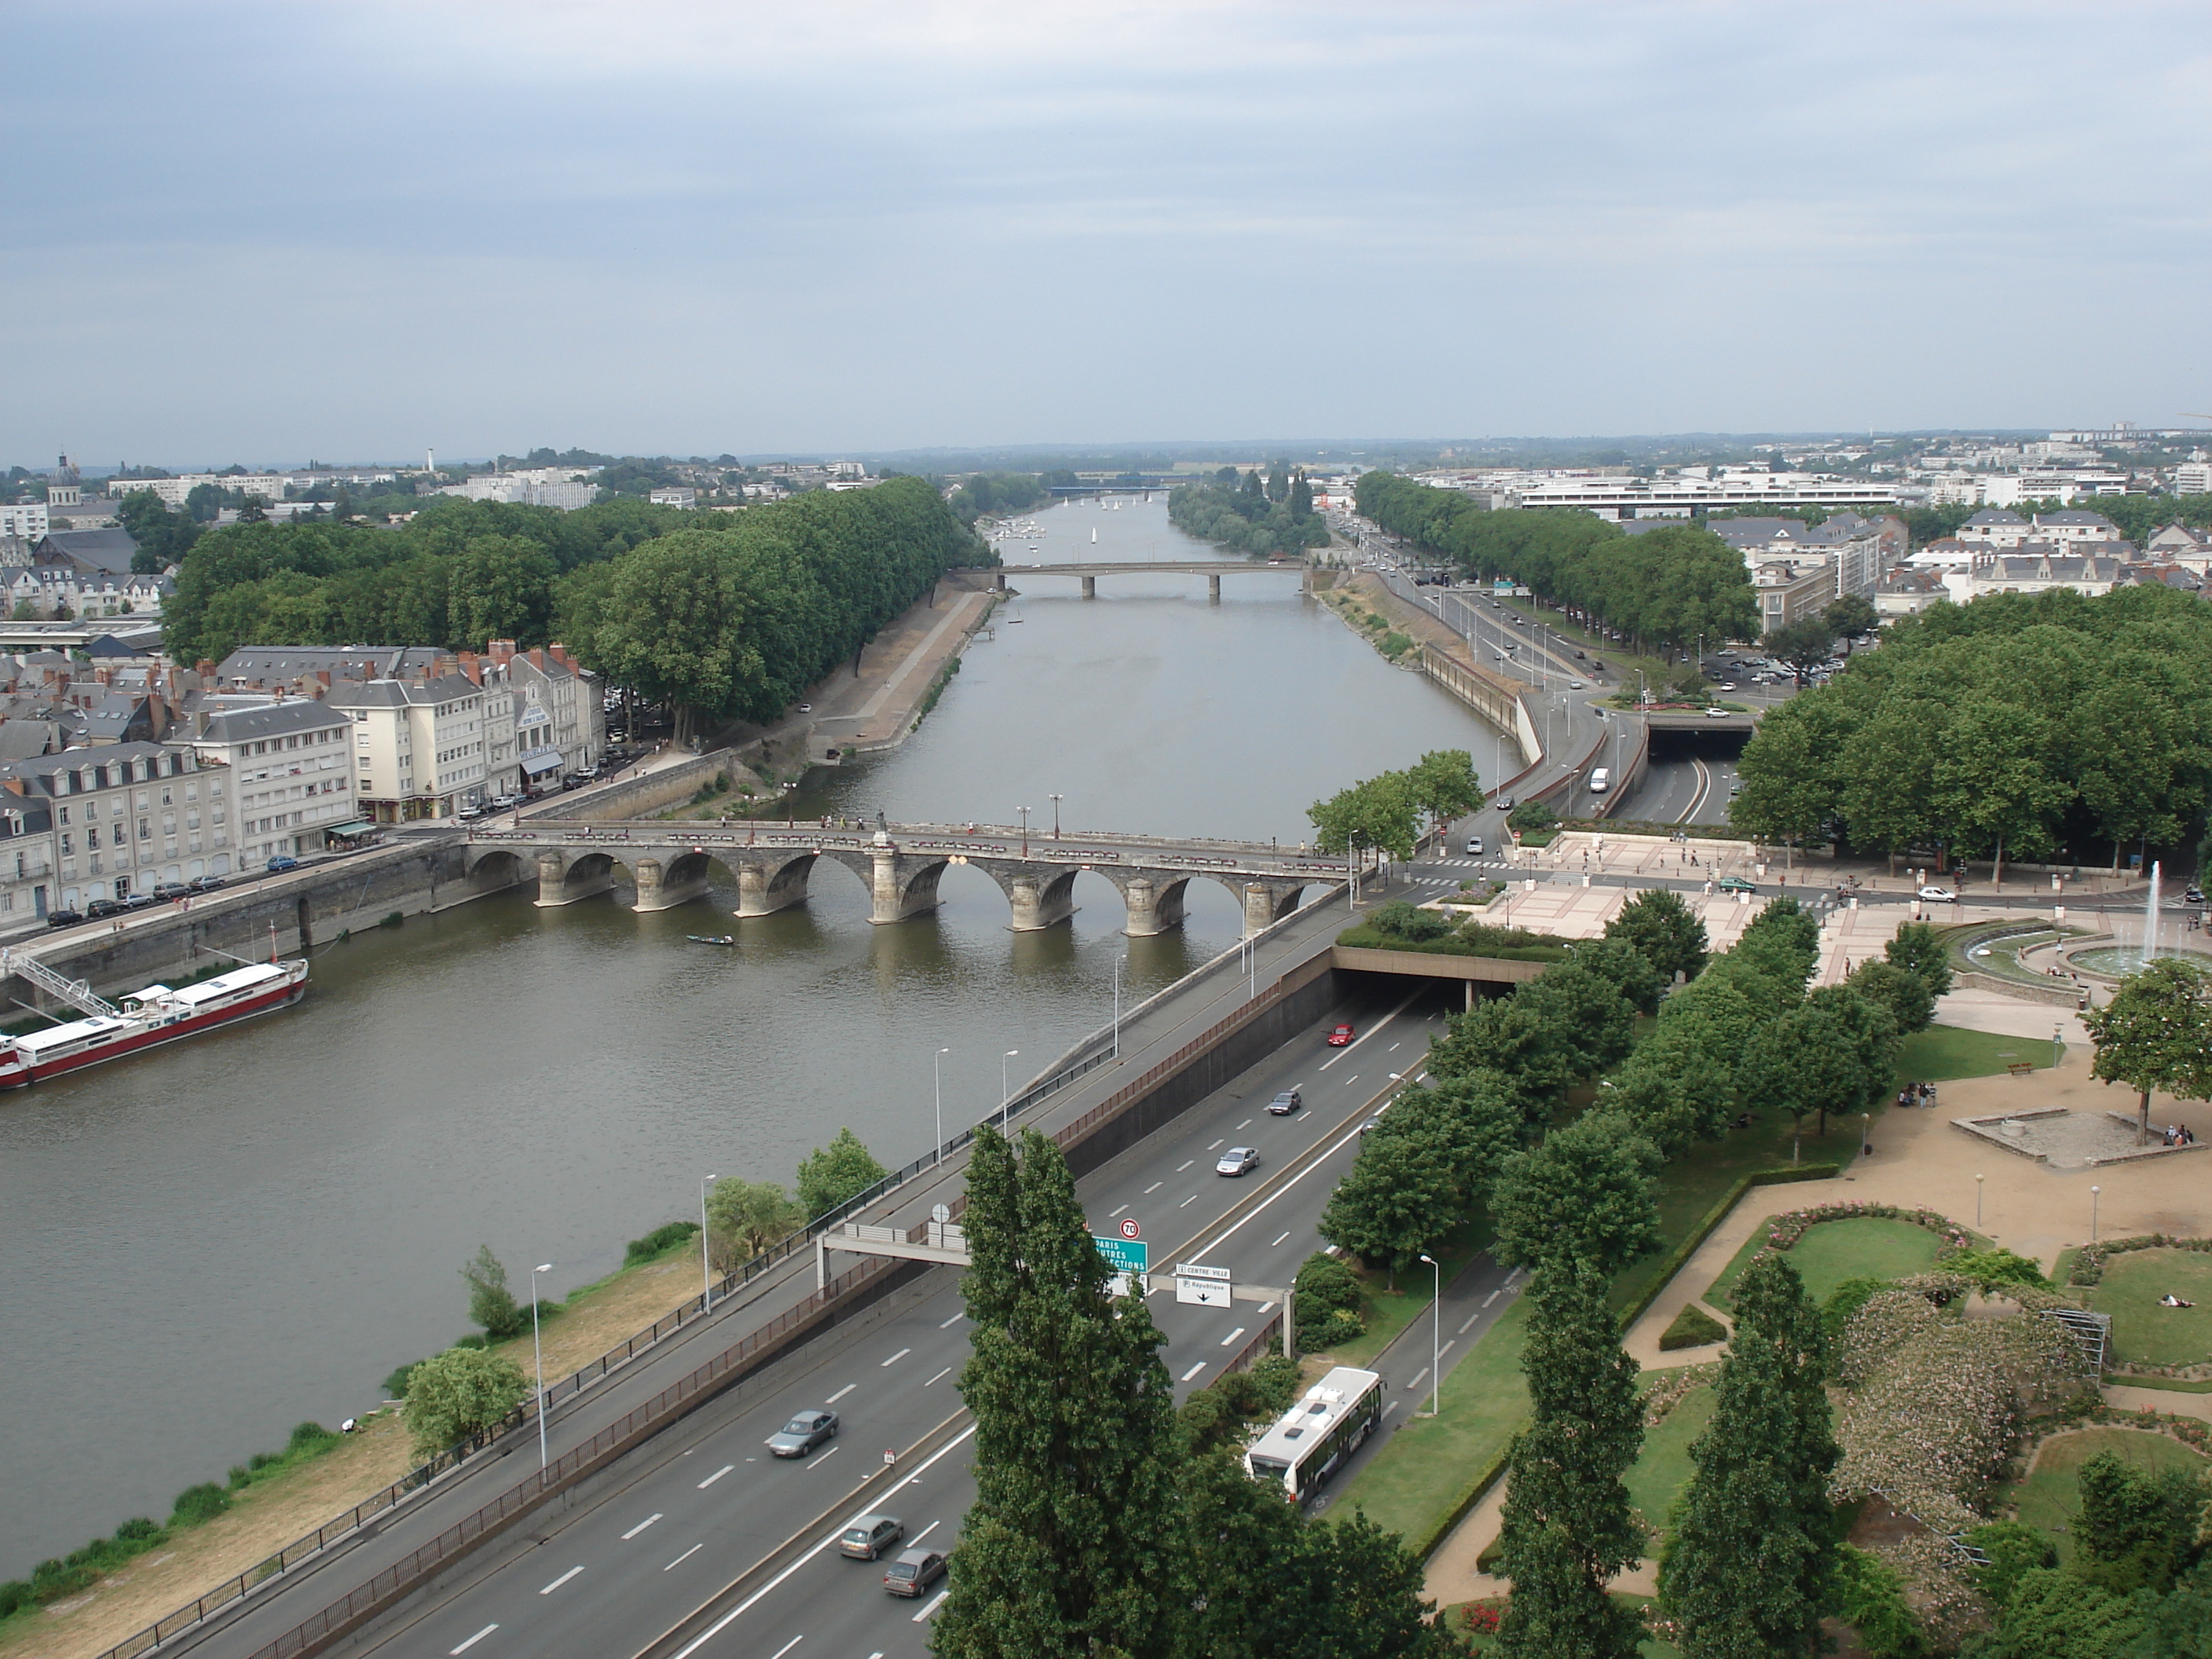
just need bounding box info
[59,833,71,855]
[86,826,98,850]
[57,806,68,826]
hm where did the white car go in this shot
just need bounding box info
[1917,885,1957,903]
[1466,836,1484,856]
[1215,1147,1259,1177]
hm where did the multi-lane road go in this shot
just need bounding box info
[327,984,1495,1659]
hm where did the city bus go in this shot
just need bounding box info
[1243,1366,1384,1504]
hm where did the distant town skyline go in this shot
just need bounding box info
[7,1,2207,461]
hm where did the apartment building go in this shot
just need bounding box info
[455,640,603,797]
[0,743,228,909]
[326,671,491,822]
[0,797,57,921]
[187,699,361,866]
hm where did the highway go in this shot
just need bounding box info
[329,987,1469,1659]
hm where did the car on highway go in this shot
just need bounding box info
[1494,796,1514,811]
[767,1408,840,1457]
[1360,1114,1382,1134]
[1717,876,1757,894]
[1266,1088,1303,1115]
[1568,679,1585,690]
[1216,1146,1259,1177]
[2189,886,2207,905]
[839,1515,904,1560]
[1705,706,1730,718]
[1466,836,1484,855]
[266,855,300,873]
[1719,683,1738,690]
[1325,1023,1354,1046]
[1917,885,1957,903]
[884,1547,949,1598]
[797,702,813,712]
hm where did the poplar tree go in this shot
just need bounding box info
[1660,1247,1840,1657]
[933,1127,1184,1659]
[1494,1262,1646,1659]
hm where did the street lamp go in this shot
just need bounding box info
[530,1262,555,1470]
[1018,805,1031,855]
[2053,1024,2064,1069]
[1418,1253,1441,1418]
[699,1174,718,1309]
[1049,793,1063,838]
[1000,1049,1020,1127]
[2091,1185,2101,1243]
[1861,1112,1871,1159]
[1976,1173,1985,1229]
[1111,958,1122,1058]
[781,781,797,826]
[933,1049,950,1169]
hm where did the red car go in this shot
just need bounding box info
[1326,1024,1355,1047]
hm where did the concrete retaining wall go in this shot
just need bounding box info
[523,751,769,826]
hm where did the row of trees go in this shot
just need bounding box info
[1353,473,1759,654]
[1307,752,1486,861]
[947,471,1053,524]
[1169,463,1329,558]
[1730,583,2212,874]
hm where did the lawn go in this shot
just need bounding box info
[2004,1427,2208,1567]
[2087,1250,2212,1370]
[1315,1218,1494,1371]
[1706,1217,1946,1310]
[1894,1024,2062,1089]
[1625,1382,1717,1536]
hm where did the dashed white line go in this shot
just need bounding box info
[1481,1288,1502,1308]
[881,1347,910,1368]
[1236,1118,1253,1131]
[665,1543,705,1570]
[1108,1204,1130,1218]
[1270,1231,1291,1248]
[1181,1361,1209,1382]
[913,1588,951,1623]
[540,1566,583,1595]
[1382,1400,1400,1419]
[451,1625,499,1655]
[1459,1311,1483,1334]
[1220,1327,1246,1346]
[1407,1367,1430,1390]
[1179,1193,1198,1207]
[1143,1181,1163,1194]
[1344,1075,1357,1085]
[698,1464,734,1489]
[1176,1160,1195,1172]
[911,1520,943,1544]
[939,1311,965,1328]
[622,1513,663,1540]
[769,1638,804,1659]
[1207,1139,1224,1150]
[826,1383,856,1403]
[1440,1339,1456,1357]
[809,1445,840,1468]
[925,1365,952,1386]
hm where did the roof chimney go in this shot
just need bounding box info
[489,639,517,665]
[548,642,571,668]
[457,650,482,686]
[527,646,547,671]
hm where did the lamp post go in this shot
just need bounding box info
[1017,805,1031,855]
[1418,1252,1441,1418]
[1111,958,1121,1058]
[1000,1049,1020,1128]
[1049,793,1063,839]
[781,781,797,826]
[2091,1185,2101,1243]
[1976,1173,1985,1229]
[1861,1112,1871,1159]
[932,1049,950,1170]
[2053,1024,2064,1069]
[699,1174,718,1309]
[530,1262,554,1470]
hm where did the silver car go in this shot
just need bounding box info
[767,1408,839,1457]
[1215,1147,1259,1177]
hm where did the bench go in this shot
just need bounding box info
[2007,1062,2034,1079]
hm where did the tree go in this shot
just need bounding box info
[1605,887,1709,983]
[1734,899,1821,998]
[1491,1112,1661,1276]
[703,1176,805,1270]
[2073,1450,2208,1595]
[934,1127,1183,1659]
[2082,959,2212,1145]
[1520,959,1640,1079]
[1884,921,1954,1004]
[1494,1261,1645,1659]
[1763,617,1836,685]
[1847,957,1936,1035]
[460,1244,524,1341]
[401,1347,529,1456]
[1429,994,1578,1128]
[1738,985,1896,1141]
[1659,1249,1840,1658]
[1727,697,1843,863]
[1931,697,2070,885]
[1319,1126,1462,1287]
[1971,1567,2150,1658]
[1607,1017,1739,1155]
[1406,749,1485,830]
[1562,935,1668,1016]
[795,1126,888,1221]
[1823,593,1877,653]
[1309,771,1422,861]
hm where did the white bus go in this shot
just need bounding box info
[1243,1367,1384,1503]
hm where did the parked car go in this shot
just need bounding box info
[1717,876,1757,894]
[85,898,126,920]
[839,1515,904,1560]
[124,892,160,910]
[189,874,227,892]
[44,909,83,929]
[884,1547,948,1598]
[1917,885,1957,903]
[766,1409,839,1458]
[1326,1023,1354,1047]
[1266,1088,1302,1115]
[1215,1146,1259,1177]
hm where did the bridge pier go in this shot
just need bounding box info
[734,853,814,918]
[533,848,616,907]
[1005,867,1079,932]
[1208,573,1221,602]
[991,570,1008,592]
[1081,576,1096,599]
[632,857,712,912]
[869,851,946,925]
[1241,880,1306,936]
[1119,876,1187,937]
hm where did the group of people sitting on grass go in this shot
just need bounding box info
[1894,1081,1938,1110]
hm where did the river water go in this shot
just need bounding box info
[0,496,1500,1573]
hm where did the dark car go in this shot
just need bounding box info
[884,1547,949,1599]
[766,1408,839,1458]
[1266,1088,1302,1115]
[266,855,299,873]
[85,898,126,920]
[44,909,83,929]
[839,1514,904,1560]
[2188,886,2206,905]
[1717,876,1757,894]
[1494,796,1515,812]
[189,874,227,892]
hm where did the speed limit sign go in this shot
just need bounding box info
[1119,1218,1142,1240]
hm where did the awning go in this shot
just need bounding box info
[521,751,565,776]
[322,819,378,838]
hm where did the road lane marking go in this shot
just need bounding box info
[770,1638,804,1659]
[1271,1230,1291,1247]
[912,1520,943,1544]
[665,1543,705,1570]
[1181,1110,1390,1265]
[1408,1368,1430,1390]
[622,1513,663,1540]
[1482,1289,1501,1308]
[809,1445,840,1468]
[1383,1400,1400,1418]
[1108,1204,1130,1218]
[1181,1361,1208,1382]
[826,1383,856,1403]
[881,1348,911,1368]
[914,1589,951,1623]
[451,1625,499,1655]
[1441,1340,1456,1357]
[1143,1181,1163,1194]
[699,1464,734,1488]
[925,1366,952,1386]
[1176,1160,1194,1172]
[671,1426,978,1658]
[1236,1119,1252,1130]
[1256,1301,1275,1313]
[1220,1327,1246,1346]
[540,1566,583,1595]
[1180,1193,1198,1207]
[938,1312,965,1328]
[1207,1139,1224,1150]
[1459,1310,1483,1333]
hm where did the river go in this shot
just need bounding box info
[0,496,1502,1573]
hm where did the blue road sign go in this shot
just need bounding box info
[1092,1235,1149,1275]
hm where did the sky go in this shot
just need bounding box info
[6,0,2210,467]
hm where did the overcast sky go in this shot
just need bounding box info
[8,1,2210,467]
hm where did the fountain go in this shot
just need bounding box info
[2144,860,2163,969]
[2063,858,2212,979]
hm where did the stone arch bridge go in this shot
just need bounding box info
[462,820,1342,936]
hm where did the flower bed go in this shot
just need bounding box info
[2067,1232,2212,1287]
[1643,1362,1719,1428]
[1766,1201,1972,1253]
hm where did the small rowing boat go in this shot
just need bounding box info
[687,935,738,947]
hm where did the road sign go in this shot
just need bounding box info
[1119,1218,1141,1240]
[1174,1262,1230,1280]
[931,1203,951,1225]
[1093,1235,1148,1276]
[1176,1275,1233,1309]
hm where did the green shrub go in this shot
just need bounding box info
[112,1517,163,1544]
[1245,1353,1302,1415]
[383,1360,425,1397]
[461,1244,526,1341]
[451,1332,488,1350]
[1309,1308,1367,1350]
[624,1220,701,1266]
[227,1464,252,1489]
[288,1421,339,1456]
[170,1482,231,1525]
[1831,1542,1928,1657]
[1822,1277,1893,1347]
[1943,1246,2049,1291]
[379,910,404,927]
[1657,1302,1728,1351]
[1295,1252,1364,1324]
[29,1559,94,1602]
[0,1580,30,1617]
[1965,1520,2054,1610]
[1507,799,1558,833]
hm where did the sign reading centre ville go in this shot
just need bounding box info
[1174,1262,1232,1309]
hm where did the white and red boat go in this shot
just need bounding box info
[0,958,309,1087]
